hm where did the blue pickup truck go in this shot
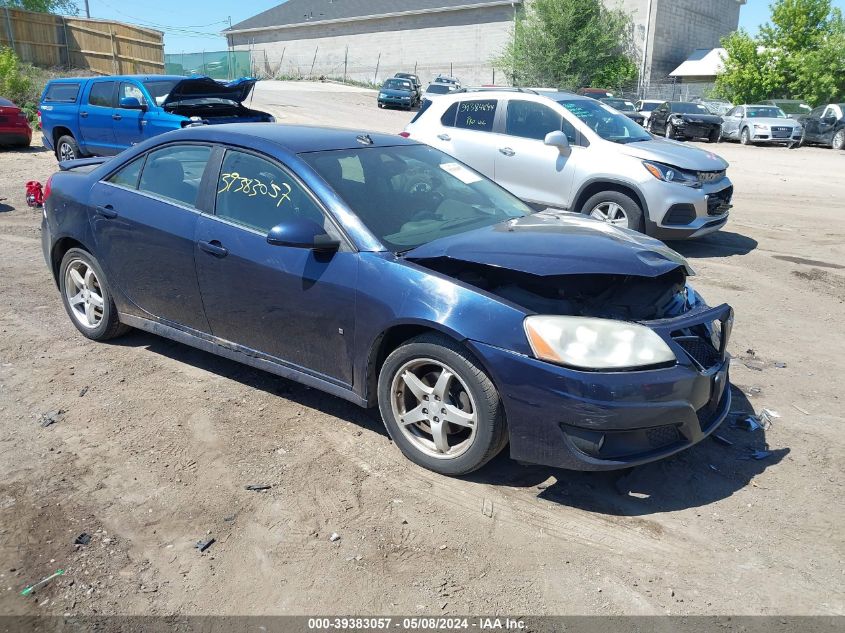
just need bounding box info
[39,75,274,160]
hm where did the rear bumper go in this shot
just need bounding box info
[0,129,31,145]
[469,304,733,471]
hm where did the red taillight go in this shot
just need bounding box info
[43,175,53,202]
[398,131,410,138]
[36,110,42,129]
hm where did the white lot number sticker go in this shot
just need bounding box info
[440,162,482,184]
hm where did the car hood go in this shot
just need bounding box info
[404,213,693,278]
[672,113,723,125]
[746,117,799,127]
[380,88,413,97]
[162,77,257,106]
[617,138,729,170]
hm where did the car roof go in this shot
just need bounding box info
[174,123,419,153]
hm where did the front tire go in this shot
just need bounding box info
[377,333,507,476]
[56,135,81,161]
[59,248,128,341]
[582,190,645,233]
[832,129,845,150]
[740,127,752,145]
[708,129,721,143]
[665,122,675,139]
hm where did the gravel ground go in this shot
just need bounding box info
[0,81,842,617]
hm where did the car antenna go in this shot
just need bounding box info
[356,133,374,145]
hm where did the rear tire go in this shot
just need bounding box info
[59,248,128,341]
[832,129,845,150]
[582,190,645,233]
[377,333,507,476]
[56,135,81,161]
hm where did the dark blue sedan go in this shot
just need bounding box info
[41,124,732,476]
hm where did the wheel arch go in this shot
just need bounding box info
[52,126,75,147]
[571,178,649,219]
[50,236,90,286]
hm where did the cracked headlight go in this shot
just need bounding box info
[524,315,676,370]
[643,160,700,188]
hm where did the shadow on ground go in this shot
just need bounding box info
[670,230,758,258]
[2,144,49,155]
[111,332,785,516]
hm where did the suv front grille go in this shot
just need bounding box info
[697,170,725,183]
[707,186,733,216]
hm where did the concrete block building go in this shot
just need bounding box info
[225,0,745,89]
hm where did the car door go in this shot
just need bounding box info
[493,99,578,209]
[818,105,838,143]
[194,147,357,385]
[429,98,501,178]
[803,106,824,142]
[112,81,149,149]
[79,80,118,155]
[721,106,742,138]
[89,143,213,332]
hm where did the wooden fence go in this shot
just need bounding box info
[0,7,164,75]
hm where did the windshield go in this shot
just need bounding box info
[747,106,787,118]
[557,98,652,143]
[773,101,811,114]
[601,99,636,112]
[143,80,180,106]
[639,102,660,112]
[703,102,732,115]
[302,145,530,252]
[426,84,451,94]
[671,102,711,114]
[384,79,412,91]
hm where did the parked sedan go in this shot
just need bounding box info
[648,101,722,142]
[721,104,803,146]
[0,97,32,148]
[799,103,845,150]
[599,98,645,126]
[377,78,418,109]
[42,124,732,476]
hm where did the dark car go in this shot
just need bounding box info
[799,103,845,150]
[0,97,32,148]
[394,72,422,101]
[42,124,732,476]
[378,78,418,109]
[599,98,645,126]
[648,101,722,142]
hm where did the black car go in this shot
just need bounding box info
[799,103,845,150]
[599,98,645,126]
[394,72,422,101]
[648,101,723,142]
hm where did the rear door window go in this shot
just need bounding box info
[455,100,497,132]
[138,145,212,208]
[44,83,80,103]
[88,82,116,108]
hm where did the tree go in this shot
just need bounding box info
[496,0,638,90]
[715,0,845,105]
[0,0,77,14]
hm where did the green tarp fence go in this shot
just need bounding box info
[164,50,251,80]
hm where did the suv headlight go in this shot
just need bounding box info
[524,316,676,370]
[643,160,700,188]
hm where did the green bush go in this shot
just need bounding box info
[0,46,39,121]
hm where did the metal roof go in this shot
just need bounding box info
[227,0,519,33]
[669,48,727,78]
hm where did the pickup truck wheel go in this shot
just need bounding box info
[378,333,507,476]
[583,191,645,233]
[59,248,129,341]
[56,135,81,161]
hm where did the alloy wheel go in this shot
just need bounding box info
[390,358,478,459]
[589,201,629,226]
[741,128,750,145]
[833,130,845,150]
[665,123,674,139]
[59,142,75,161]
[64,259,104,329]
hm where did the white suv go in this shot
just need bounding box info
[404,90,733,239]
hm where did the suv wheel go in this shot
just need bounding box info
[377,333,507,476]
[56,135,81,161]
[832,129,845,150]
[59,248,128,341]
[583,191,644,232]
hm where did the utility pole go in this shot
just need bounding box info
[84,0,90,18]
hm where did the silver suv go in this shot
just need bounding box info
[404,90,733,239]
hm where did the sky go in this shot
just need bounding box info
[71,0,845,54]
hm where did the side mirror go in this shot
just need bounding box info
[266,217,340,252]
[544,130,571,151]
[822,116,837,125]
[119,96,146,110]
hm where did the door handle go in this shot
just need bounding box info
[437,133,451,141]
[198,240,229,258]
[80,111,88,118]
[499,147,515,156]
[95,204,117,219]
[112,113,122,121]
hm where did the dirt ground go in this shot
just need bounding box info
[0,81,842,617]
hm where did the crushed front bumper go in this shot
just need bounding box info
[470,303,733,471]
